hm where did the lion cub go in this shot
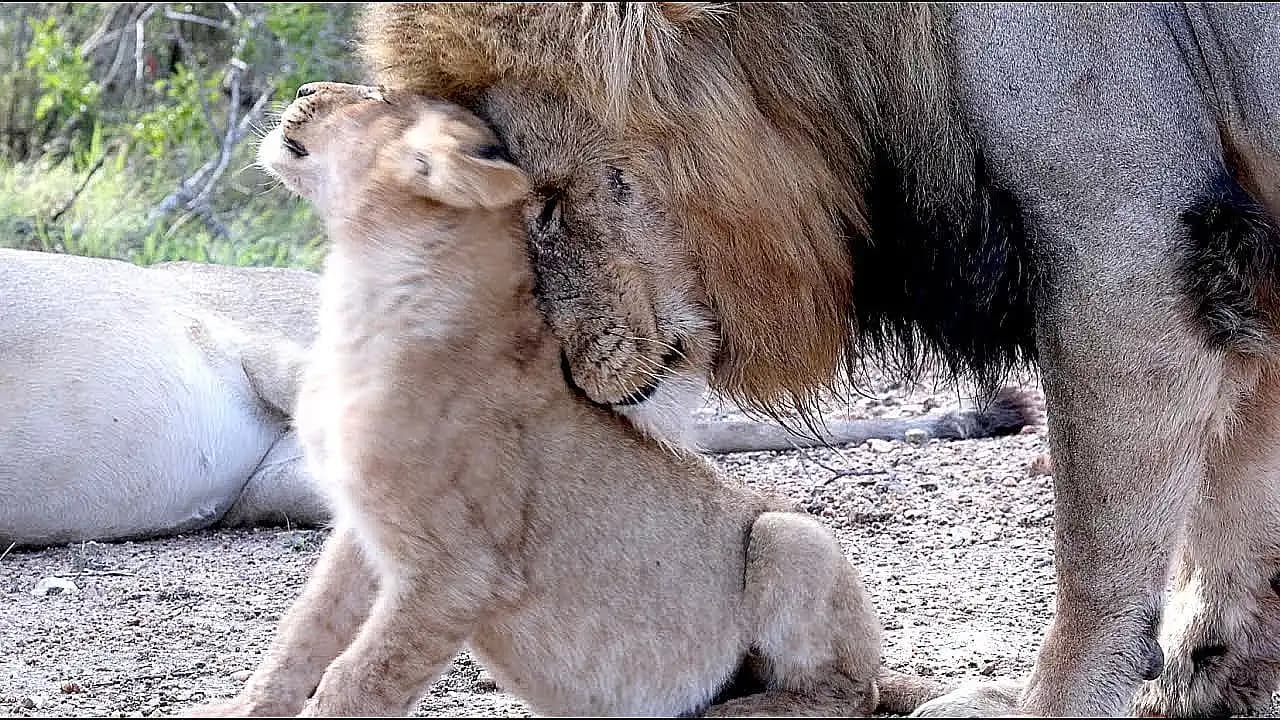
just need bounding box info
[193,82,930,718]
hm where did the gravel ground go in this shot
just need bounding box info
[2,370,1275,717]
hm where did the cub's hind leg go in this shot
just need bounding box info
[703,512,881,718]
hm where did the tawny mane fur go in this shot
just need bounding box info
[358,3,1024,419]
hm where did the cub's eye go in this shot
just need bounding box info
[536,194,562,231]
[282,137,308,158]
[474,143,512,162]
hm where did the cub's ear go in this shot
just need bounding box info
[396,119,530,210]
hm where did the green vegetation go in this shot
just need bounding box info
[0,3,363,269]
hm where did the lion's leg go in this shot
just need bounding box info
[1131,363,1280,717]
[187,526,376,716]
[239,334,309,417]
[703,512,881,717]
[298,575,473,717]
[1012,250,1248,715]
[220,431,331,529]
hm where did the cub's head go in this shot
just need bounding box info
[258,82,528,218]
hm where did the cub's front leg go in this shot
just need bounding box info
[298,573,480,717]
[186,526,377,716]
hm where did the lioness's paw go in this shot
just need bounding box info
[910,679,1023,717]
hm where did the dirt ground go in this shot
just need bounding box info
[3,371,1276,717]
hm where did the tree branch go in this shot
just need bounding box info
[163,8,231,31]
[147,76,275,236]
[134,4,158,84]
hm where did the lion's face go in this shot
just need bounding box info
[480,87,717,409]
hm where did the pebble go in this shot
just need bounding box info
[228,670,252,682]
[904,428,930,447]
[31,577,79,597]
[475,668,499,692]
[20,695,45,710]
[865,438,895,453]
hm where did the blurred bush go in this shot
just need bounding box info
[0,3,364,269]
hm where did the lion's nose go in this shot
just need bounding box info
[296,83,320,99]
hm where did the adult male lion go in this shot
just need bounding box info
[360,3,1280,716]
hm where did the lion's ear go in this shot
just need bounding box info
[396,122,530,210]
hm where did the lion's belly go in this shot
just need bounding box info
[0,252,280,546]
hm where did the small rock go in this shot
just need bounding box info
[60,682,83,694]
[903,428,929,447]
[31,577,79,597]
[228,670,253,683]
[475,668,499,692]
[20,695,45,710]
[865,438,894,454]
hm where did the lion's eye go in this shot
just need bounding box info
[536,194,562,231]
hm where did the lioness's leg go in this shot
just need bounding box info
[188,526,376,716]
[1131,364,1280,717]
[299,577,473,717]
[220,431,331,529]
[704,512,880,717]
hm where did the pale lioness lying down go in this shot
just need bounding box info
[0,252,1035,549]
[191,82,945,717]
[0,247,326,547]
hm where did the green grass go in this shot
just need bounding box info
[0,150,327,270]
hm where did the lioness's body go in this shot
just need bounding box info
[362,4,1280,715]
[0,249,324,547]
[193,83,936,718]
